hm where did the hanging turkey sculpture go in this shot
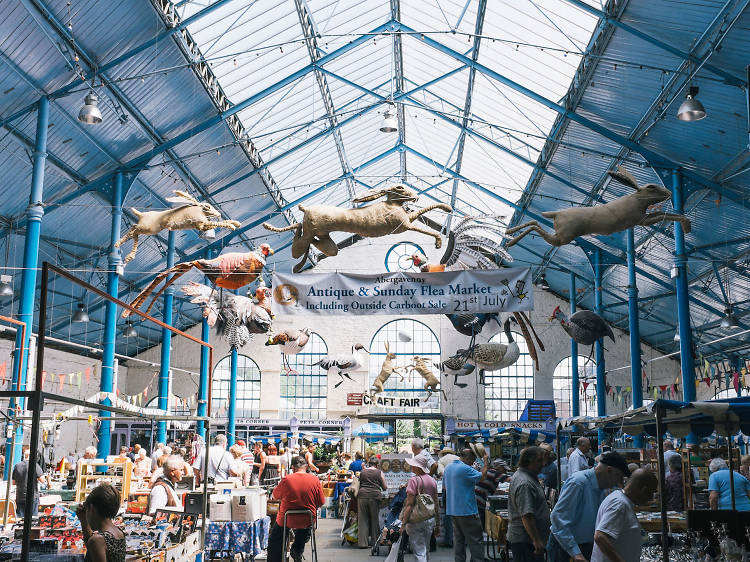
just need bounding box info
[266,328,311,371]
[115,190,241,264]
[180,282,272,349]
[504,166,691,248]
[262,184,451,272]
[123,243,273,317]
[549,305,615,361]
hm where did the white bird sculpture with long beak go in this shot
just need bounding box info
[312,343,370,388]
[266,328,311,372]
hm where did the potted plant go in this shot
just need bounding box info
[313,446,334,471]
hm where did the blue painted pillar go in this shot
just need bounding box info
[593,248,607,451]
[626,229,643,447]
[671,170,695,403]
[196,250,213,439]
[227,346,238,446]
[4,97,48,479]
[97,172,123,458]
[156,231,176,443]
[570,272,580,417]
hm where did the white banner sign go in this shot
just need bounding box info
[271,268,533,316]
[362,392,439,410]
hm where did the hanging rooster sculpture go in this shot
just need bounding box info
[406,216,543,367]
[266,328,311,371]
[180,282,273,349]
[123,244,273,318]
[453,317,520,385]
[312,344,370,389]
[549,305,615,362]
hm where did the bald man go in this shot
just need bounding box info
[568,438,591,475]
[591,469,658,562]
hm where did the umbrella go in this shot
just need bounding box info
[352,423,390,439]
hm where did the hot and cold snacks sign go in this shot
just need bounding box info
[272,268,532,316]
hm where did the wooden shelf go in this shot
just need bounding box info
[75,460,132,504]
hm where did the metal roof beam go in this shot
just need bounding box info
[293,0,356,202]
[400,21,744,205]
[209,65,466,198]
[562,0,746,87]
[447,0,487,230]
[391,0,407,180]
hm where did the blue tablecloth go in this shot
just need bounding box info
[0,545,84,561]
[205,517,271,555]
[333,482,350,501]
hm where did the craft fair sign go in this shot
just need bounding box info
[347,392,439,409]
[272,268,533,316]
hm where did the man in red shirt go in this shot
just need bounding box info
[268,455,325,562]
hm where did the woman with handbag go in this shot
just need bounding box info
[400,454,440,562]
[357,458,387,548]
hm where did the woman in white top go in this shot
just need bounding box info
[229,445,251,486]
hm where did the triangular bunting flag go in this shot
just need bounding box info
[659,385,667,392]
[41,371,47,388]
[85,367,91,383]
[77,372,82,388]
[59,373,65,391]
[733,372,740,393]
[0,362,6,386]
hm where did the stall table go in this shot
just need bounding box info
[205,517,271,561]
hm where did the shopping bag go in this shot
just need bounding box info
[384,535,402,562]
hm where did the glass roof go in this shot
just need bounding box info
[176,0,599,222]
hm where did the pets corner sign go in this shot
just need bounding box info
[271,268,533,316]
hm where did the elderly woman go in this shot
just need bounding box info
[740,455,750,480]
[229,444,252,486]
[133,449,152,478]
[664,454,684,511]
[400,454,439,562]
[357,458,387,549]
[707,457,750,511]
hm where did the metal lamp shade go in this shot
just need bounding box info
[0,281,13,298]
[720,309,739,330]
[677,95,706,122]
[78,92,103,125]
[123,322,138,338]
[379,109,398,133]
[537,275,550,290]
[72,302,90,323]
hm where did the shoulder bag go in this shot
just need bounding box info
[409,475,435,523]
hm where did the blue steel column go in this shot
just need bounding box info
[593,248,607,451]
[672,170,695,403]
[570,272,580,417]
[626,229,644,447]
[4,97,48,479]
[97,172,123,458]
[156,231,176,443]
[196,248,213,439]
[227,346,238,446]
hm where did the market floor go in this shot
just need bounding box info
[292,517,459,562]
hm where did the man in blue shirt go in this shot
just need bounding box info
[707,457,750,511]
[348,451,364,473]
[443,447,489,561]
[547,452,629,562]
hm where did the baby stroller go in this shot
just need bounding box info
[371,519,407,557]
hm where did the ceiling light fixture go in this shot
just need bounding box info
[677,86,706,122]
[720,307,740,330]
[379,104,398,133]
[78,90,103,125]
[0,275,12,298]
[673,328,680,342]
[72,302,90,323]
[122,321,138,338]
[536,274,550,290]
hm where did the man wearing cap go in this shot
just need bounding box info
[411,438,437,476]
[591,469,658,562]
[547,452,630,562]
[237,440,254,468]
[443,445,489,561]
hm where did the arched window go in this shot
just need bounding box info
[553,356,597,419]
[212,354,262,418]
[368,319,441,414]
[714,387,746,400]
[280,332,327,420]
[385,242,425,272]
[484,330,534,421]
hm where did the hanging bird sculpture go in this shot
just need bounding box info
[180,282,272,349]
[435,356,475,388]
[549,305,615,361]
[407,215,513,272]
[266,328,311,371]
[312,344,370,388]
[456,317,520,385]
[123,243,273,318]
